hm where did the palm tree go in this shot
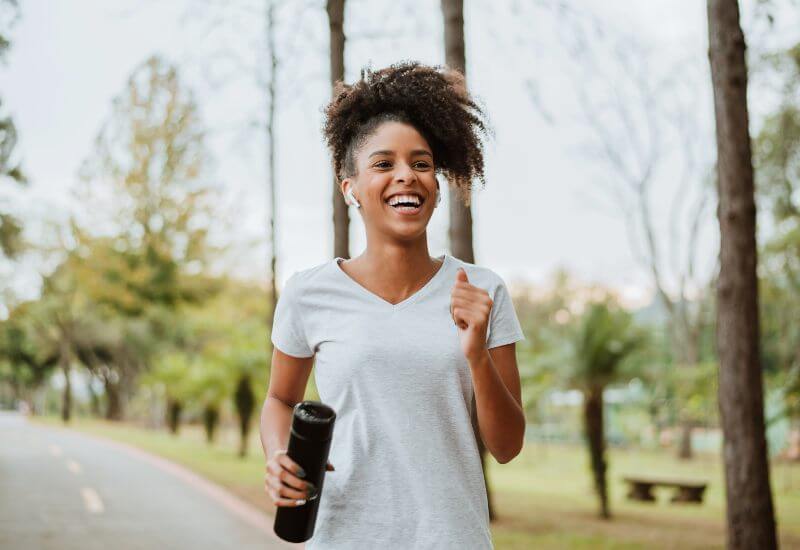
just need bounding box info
[564,299,645,519]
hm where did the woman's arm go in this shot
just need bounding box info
[261,347,326,507]
[469,343,525,464]
[450,267,526,464]
[259,347,315,462]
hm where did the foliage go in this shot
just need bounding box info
[564,299,647,391]
[1,55,229,421]
[0,301,58,400]
[0,0,25,260]
[516,272,650,417]
[139,277,269,427]
[755,41,800,423]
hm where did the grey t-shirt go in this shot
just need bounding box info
[270,253,526,549]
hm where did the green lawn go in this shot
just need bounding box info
[31,415,800,549]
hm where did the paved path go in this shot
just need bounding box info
[0,411,301,550]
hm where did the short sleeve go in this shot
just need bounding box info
[271,274,314,358]
[486,278,526,349]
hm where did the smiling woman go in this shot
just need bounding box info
[259,60,526,550]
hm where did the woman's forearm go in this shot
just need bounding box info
[259,396,293,459]
[468,350,525,464]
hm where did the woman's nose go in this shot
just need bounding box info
[393,163,417,183]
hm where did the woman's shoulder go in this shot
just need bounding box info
[282,258,335,292]
[446,254,505,290]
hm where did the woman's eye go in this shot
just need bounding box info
[373,160,430,169]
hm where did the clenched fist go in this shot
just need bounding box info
[450,268,493,362]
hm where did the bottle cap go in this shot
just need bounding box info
[291,401,336,442]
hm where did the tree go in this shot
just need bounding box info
[0,302,58,413]
[564,298,645,519]
[225,316,269,458]
[145,351,192,434]
[177,277,269,454]
[204,281,269,457]
[74,55,223,418]
[264,0,279,327]
[24,268,90,423]
[186,357,230,444]
[234,374,256,457]
[78,56,222,280]
[707,0,778,547]
[516,273,647,518]
[56,231,170,420]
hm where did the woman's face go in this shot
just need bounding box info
[343,121,438,242]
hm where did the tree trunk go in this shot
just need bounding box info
[328,0,350,260]
[787,417,800,461]
[86,375,101,417]
[441,0,474,264]
[583,386,610,519]
[166,398,182,435]
[707,1,778,547]
[669,315,697,460]
[203,406,219,444]
[678,421,694,460]
[442,0,490,520]
[235,375,256,458]
[60,360,71,423]
[104,377,122,421]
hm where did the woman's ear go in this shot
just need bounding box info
[341,179,360,208]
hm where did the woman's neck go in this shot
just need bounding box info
[341,241,444,303]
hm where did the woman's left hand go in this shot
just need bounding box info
[450,268,493,362]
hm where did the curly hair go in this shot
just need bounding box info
[322,60,492,207]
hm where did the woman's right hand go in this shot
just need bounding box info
[264,449,334,507]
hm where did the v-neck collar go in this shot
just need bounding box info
[332,254,450,311]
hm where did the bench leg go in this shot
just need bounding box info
[671,486,704,503]
[627,483,656,502]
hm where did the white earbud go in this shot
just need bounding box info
[346,188,361,209]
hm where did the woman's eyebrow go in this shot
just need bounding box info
[367,149,432,158]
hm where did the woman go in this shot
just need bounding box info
[260,61,526,549]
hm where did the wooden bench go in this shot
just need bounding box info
[623,476,708,504]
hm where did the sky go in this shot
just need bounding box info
[1,0,797,308]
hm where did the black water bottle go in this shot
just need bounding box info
[273,401,337,543]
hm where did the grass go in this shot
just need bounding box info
[30,415,800,549]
